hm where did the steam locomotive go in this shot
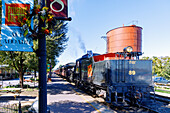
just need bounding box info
[55,48,154,106]
[55,25,155,106]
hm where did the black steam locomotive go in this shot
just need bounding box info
[56,48,154,106]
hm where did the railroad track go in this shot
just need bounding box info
[150,93,170,104]
[140,104,160,113]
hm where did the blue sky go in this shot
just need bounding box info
[55,0,170,67]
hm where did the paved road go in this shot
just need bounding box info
[47,75,115,113]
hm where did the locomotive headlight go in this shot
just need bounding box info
[123,46,133,53]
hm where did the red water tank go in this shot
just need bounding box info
[106,25,142,53]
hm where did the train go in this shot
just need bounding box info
[54,25,155,106]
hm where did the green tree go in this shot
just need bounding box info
[160,56,170,79]
[0,51,28,87]
[162,63,170,80]
[151,56,170,79]
[46,20,68,67]
[25,52,38,77]
[142,56,170,80]
[141,56,151,60]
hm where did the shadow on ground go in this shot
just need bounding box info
[47,83,76,95]
[47,76,93,97]
[48,100,96,113]
[47,76,77,95]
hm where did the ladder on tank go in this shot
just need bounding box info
[114,59,126,104]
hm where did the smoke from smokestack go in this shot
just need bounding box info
[69,27,87,55]
[78,35,86,53]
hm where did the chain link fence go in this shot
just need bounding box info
[0,102,19,113]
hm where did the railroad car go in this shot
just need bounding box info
[64,62,76,81]
[59,65,65,77]
[56,63,76,81]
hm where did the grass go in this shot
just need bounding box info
[3,86,16,88]
[25,87,38,91]
[2,84,38,90]
[3,84,37,88]
[155,89,170,94]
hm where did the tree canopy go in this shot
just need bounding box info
[142,56,170,80]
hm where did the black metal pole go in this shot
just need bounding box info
[49,59,51,81]
[18,100,22,113]
[38,0,47,113]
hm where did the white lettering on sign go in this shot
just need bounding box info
[50,0,64,12]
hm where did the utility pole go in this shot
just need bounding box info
[38,0,47,112]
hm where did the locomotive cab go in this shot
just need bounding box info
[73,52,100,87]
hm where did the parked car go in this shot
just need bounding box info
[28,100,50,113]
[153,77,170,84]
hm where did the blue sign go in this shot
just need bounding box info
[0,0,34,52]
[87,50,93,58]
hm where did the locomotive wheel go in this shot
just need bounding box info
[90,86,97,97]
[129,96,138,106]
